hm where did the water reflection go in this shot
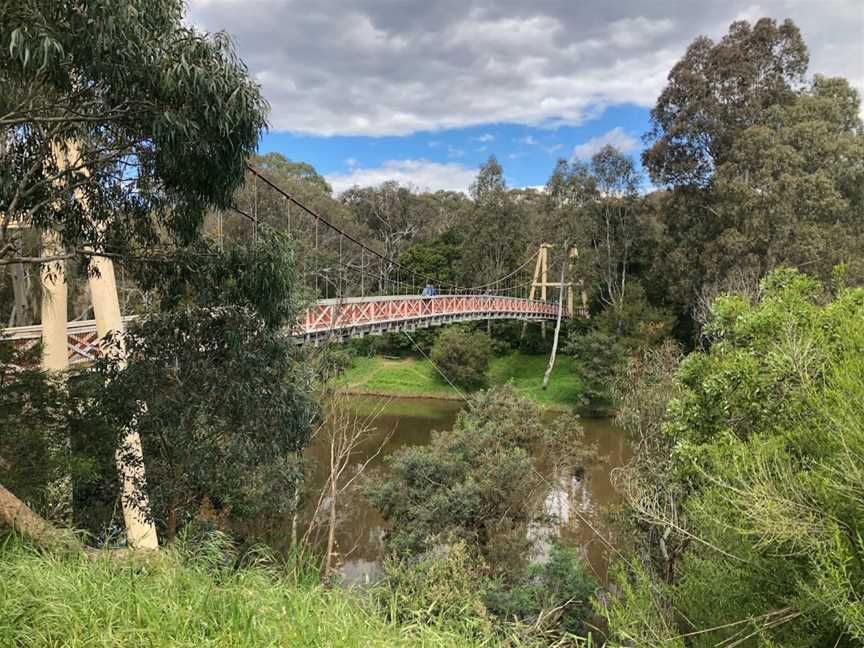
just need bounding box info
[300,396,631,584]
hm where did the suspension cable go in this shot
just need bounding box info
[246,164,550,299]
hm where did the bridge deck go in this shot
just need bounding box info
[2,294,564,364]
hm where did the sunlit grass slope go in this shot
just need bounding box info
[336,352,582,410]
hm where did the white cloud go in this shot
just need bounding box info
[325,159,477,194]
[187,1,864,135]
[447,145,465,158]
[516,135,538,145]
[473,133,495,142]
[608,16,675,48]
[572,127,639,159]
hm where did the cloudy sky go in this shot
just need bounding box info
[187,0,864,193]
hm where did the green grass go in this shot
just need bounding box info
[0,535,506,648]
[488,352,582,409]
[334,356,460,399]
[335,352,582,410]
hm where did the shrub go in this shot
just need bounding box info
[605,269,864,647]
[430,326,493,389]
[565,329,624,415]
[365,386,589,567]
[485,546,597,636]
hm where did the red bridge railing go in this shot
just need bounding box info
[1,294,564,365]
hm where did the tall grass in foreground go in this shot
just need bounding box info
[0,533,507,648]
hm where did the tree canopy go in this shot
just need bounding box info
[643,18,809,188]
[1,0,268,264]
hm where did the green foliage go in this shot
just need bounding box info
[0,534,506,647]
[132,227,304,329]
[641,17,863,318]
[348,328,439,358]
[95,306,317,540]
[643,17,808,188]
[606,269,864,647]
[398,228,463,285]
[598,561,683,647]
[706,75,864,288]
[380,541,598,642]
[0,344,122,530]
[90,231,318,541]
[430,326,493,389]
[0,344,71,518]
[565,329,624,415]
[365,386,587,566]
[547,146,643,312]
[612,339,683,442]
[563,283,673,417]
[1,0,268,262]
[378,540,496,636]
[459,157,529,286]
[486,546,597,636]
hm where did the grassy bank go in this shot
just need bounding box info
[0,536,508,648]
[335,352,582,410]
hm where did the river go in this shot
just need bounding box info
[300,395,631,585]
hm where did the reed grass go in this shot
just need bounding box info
[0,534,500,647]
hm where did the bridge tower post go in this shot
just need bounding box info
[525,243,582,338]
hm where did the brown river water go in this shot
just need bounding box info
[300,395,631,585]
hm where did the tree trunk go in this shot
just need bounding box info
[542,255,568,390]
[324,439,338,578]
[51,135,160,551]
[0,482,81,551]
[10,263,31,326]
[88,253,159,549]
[40,231,68,372]
[39,230,73,522]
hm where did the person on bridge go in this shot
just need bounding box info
[422,283,437,297]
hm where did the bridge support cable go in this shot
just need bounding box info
[244,164,554,303]
[402,329,468,403]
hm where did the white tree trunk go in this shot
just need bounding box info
[88,253,159,550]
[40,231,68,372]
[542,255,568,390]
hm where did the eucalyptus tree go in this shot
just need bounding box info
[546,147,642,311]
[0,0,268,546]
[340,182,423,292]
[642,17,864,322]
[96,231,318,543]
[459,156,527,286]
[214,153,370,299]
[0,0,267,265]
[707,76,864,287]
[643,17,808,188]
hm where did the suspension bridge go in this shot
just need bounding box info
[2,165,582,366]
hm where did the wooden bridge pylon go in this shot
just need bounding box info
[524,243,588,339]
[528,243,588,318]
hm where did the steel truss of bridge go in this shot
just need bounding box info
[1,294,564,365]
